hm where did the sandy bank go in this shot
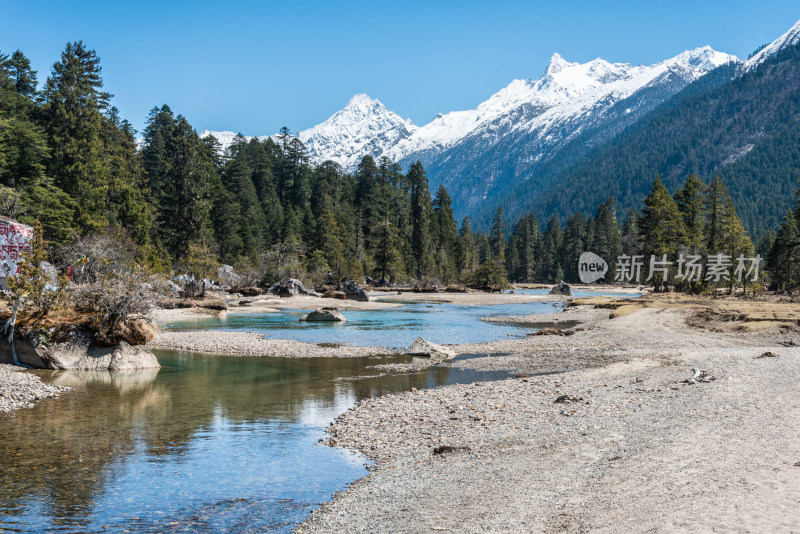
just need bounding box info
[149,330,396,358]
[300,303,800,533]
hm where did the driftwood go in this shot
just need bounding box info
[684,368,715,384]
[754,351,780,359]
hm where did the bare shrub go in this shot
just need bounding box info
[70,267,157,346]
[56,228,138,284]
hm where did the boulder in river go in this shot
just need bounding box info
[300,307,346,322]
[269,278,321,298]
[549,280,573,296]
[342,280,370,302]
[0,330,160,370]
[407,337,457,361]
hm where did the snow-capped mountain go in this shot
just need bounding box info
[390,46,739,214]
[297,94,417,170]
[743,18,800,71]
[203,47,737,172]
[202,94,416,168]
[387,47,737,164]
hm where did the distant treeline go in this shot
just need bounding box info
[0,41,793,291]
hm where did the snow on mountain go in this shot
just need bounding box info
[296,94,417,170]
[200,46,738,176]
[385,46,738,163]
[201,94,416,168]
[743,18,800,71]
[199,130,271,153]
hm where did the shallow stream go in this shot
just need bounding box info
[0,292,632,532]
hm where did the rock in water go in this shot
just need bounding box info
[408,338,457,361]
[549,280,573,296]
[300,307,346,322]
[269,278,322,298]
[342,280,370,301]
[0,331,160,370]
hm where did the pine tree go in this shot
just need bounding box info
[456,216,478,280]
[490,207,506,262]
[704,176,753,259]
[540,215,562,282]
[158,116,215,259]
[314,198,345,284]
[674,174,706,252]
[767,211,800,291]
[621,209,641,256]
[432,185,458,282]
[640,177,687,257]
[507,213,540,282]
[103,107,151,244]
[408,160,433,279]
[219,155,268,261]
[591,199,621,277]
[41,41,112,233]
[0,50,49,189]
[1,49,38,97]
[559,213,587,282]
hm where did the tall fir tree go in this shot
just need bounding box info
[408,160,433,279]
[489,207,506,263]
[41,41,112,233]
[432,185,458,282]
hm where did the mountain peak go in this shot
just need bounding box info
[670,46,740,71]
[744,18,800,71]
[544,52,574,75]
[345,93,380,108]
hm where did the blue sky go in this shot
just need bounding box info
[2,1,798,135]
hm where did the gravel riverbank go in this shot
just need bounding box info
[0,364,70,413]
[149,330,397,357]
[299,306,800,533]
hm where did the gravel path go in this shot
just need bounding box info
[149,330,397,358]
[0,364,70,413]
[299,307,800,533]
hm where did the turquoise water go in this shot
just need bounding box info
[0,351,509,533]
[0,290,636,532]
[163,300,567,348]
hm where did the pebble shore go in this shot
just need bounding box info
[0,364,70,413]
[149,330,397,358]
[299,307,800,533]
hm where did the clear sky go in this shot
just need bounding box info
[2,0,798,136]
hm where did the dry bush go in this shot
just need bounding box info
[70,267,157,346]
[56,229,137,284]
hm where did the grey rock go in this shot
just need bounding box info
[167,280,182,297]
[39,261,58,286]
[0,330,160,370]
[407,337,457,361]
[270,278,322,298]
[342,280,370,302]
[217,264,241,288]
[549,280,573,296]
[300,307,346,322]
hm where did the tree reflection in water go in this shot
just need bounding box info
[0,350,508,533]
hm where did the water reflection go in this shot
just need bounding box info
[163,301,562,347]
[0,351,508,533]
